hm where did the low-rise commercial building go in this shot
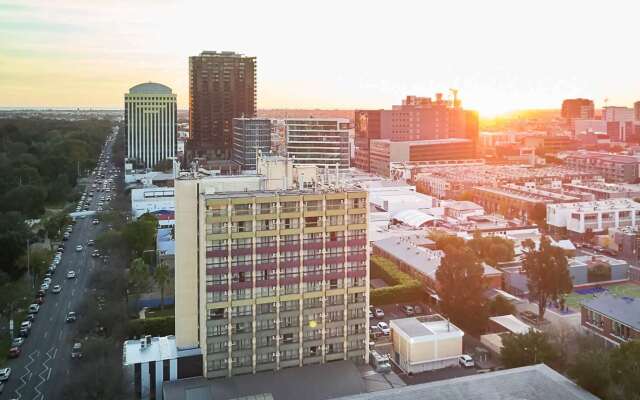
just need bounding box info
[564,151,640,182]
[390,314,464,373]
[131,187,175,221]
[546,199,640,235]
[581,293,640,346]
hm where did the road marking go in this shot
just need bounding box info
[43,331,48,339]
[58,331,63,340]
[49,316,53,322]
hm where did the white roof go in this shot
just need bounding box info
[390,315,464,343]
[391,209,437,228]
[490,315,537,334]
[123,335,178,365]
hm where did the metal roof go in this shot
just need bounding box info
[581,292,640,330]
[128,82,173,94]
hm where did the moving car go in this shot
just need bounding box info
[87,239,95,246]
[66,311,77,323]
[401,305,415,315]
[377,321,390,336]
[75,245,83,252]
[459,354,475,368]
[0,368,11,382]
[92,219,100,225]
[71,342,83,358]
[67,270,76,279]
[52,284,62,294]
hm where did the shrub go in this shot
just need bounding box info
[127,316,174,338]
[370,255,423,305]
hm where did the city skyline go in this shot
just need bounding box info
[2,0,640,116]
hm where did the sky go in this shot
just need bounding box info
[1,0,640,117]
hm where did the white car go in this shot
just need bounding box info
[374,308,385,318]
[459,354,475,368]
[75,245,83,252]
[39,282,49,291]
[0,367,11,382]
[28,304,40,314]
[43,277,52,285]
[52,284,62,294]
[67,270,76,279]
[377,321,390,336]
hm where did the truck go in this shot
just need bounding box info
[369,350,391,373]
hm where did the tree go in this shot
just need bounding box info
[17,248,52,280]
[122,214,157,258]
[128,257,152,296]
[488,295,516,316]
[522,236,572,322]
[435,245,488,334]
[609,340,640,400]
[468,233,515,266]
[153,262,171,310]
[500,330,558,368]
[0,273,32,320]
[568,339,611,398]
[2,185,47,217]
[0,212,32,278]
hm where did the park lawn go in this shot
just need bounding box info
[564,282,640,311]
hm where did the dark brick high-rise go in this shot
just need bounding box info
[188,51,256,160]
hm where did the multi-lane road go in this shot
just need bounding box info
[2,129,118,400]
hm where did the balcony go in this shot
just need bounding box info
[302,241,323,250]
[255,278,277,288]
[346,253,366,263]
[279,276,299,286]
[279,243,300,253]
[302,273,323,283]
[230,247,252,256]
[231,281,252,290]
[255,245,277,254]
[326,240,345,248]
[347,269,366,279]
[230,264,252,273]
[325,271,344,280]
[255,261,277,271]
[280,259,300,269]
[325,255,344,265]
[303,257,323,266]
[206,249,227,257]
[347,237,366,246]
[207,283,228,292]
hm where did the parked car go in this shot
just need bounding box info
[414,305,424,315]
[34,296,44,305]
[24,314,35,323]
[8,347,21,359]
[28,304,40,314]
[377,321,390,336]
[459,354,475,368]
[0,368,11,381]
[11,338,24,348]
[374,308,385,318]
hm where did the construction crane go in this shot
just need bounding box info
[449,88,459,107]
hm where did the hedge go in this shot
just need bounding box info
[127,316,175,338]
[370,255,423,306]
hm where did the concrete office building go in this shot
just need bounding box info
[232,118,272,170]
[188,51,256,160]
[174,159,369,378]
[561,98,594,124]
[353,110,392,172]
[284,118,350,168]
[369,138,475,177]
[124,82,177,169]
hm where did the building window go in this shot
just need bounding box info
[231,305,252,317]
[207,324,228,337]
[208,308,227,320]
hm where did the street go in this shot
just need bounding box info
[1,130,117,400]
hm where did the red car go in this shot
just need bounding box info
[34,296,45,305]
[8,346,21,358]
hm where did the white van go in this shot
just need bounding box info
[459,354,475,368]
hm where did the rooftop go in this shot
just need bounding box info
[490,315,536,334]
[123,335,178,366]
[128,82,173,95]
[337,364,599,400]
[162,360,364,400]
[548,198,640,212]
[582,292,640,330]
[390,314,464,342]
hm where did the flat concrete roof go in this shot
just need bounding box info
[390,315,464,342]
[162,360,364,400]
[336,364,599,400]
[123,336,178,366]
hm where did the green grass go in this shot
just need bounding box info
[563,282,640,311]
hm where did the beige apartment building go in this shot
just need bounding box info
[175,159,370,378]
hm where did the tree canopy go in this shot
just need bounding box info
[500,330,558,368]
[522,236,572,322]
